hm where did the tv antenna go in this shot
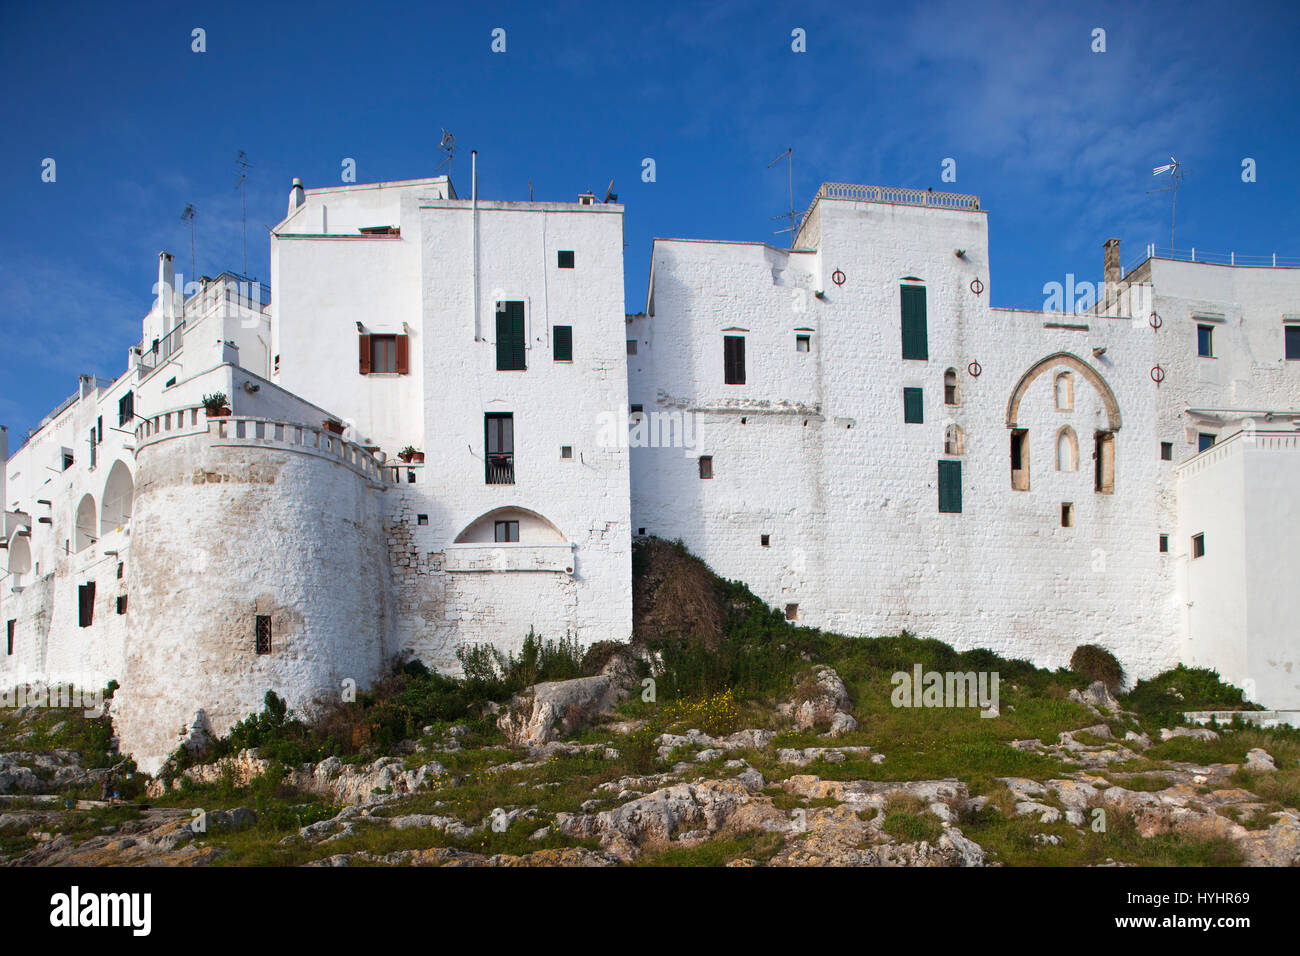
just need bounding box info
[180,204,197,285]
[768,148,795,246]
[235,151,252,275]
[435,129,455,174]
[1148,156,1185,251]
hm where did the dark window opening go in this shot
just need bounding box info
[1286,324,1300,361]
[255,615,272,655]
[1061,503,1074,528]
[495,301,527,371]
[557,250,575,269]
[370,334,398,373]
[560,445,573,459]
[553,325,573,362]
[785,603,799,621]
[699,455,714,479]
[1094,431,1115,493]
[901,284,929,360]
[62,451,74,471]
[406,469,416,484]
[494,520,520,543]
[796,333,811,352]
[116,595,127,615]
[1161,442,1173,461]
[1198,432,1216,453]
[417,514,428,526]
[6,620,13,656]
[78,582,95,628]
[944,368,959,405]
[760,534,770,547]
[1159,534,1169,553]
[1192,533,1206,559]
[724,335,746,384]
[486,413,515,484]
[118,390,135,427]
[116,562,124,580]
[903,387,924,424]
[627,339,638,355]
[1197,324,1214,358]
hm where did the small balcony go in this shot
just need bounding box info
[486,453,514,485]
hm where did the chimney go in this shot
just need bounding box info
[288,177,305,215]
[158,251,176,333]
[1104,238,1122,287]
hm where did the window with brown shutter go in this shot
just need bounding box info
[395,334,409,374]
[358,333,372,374]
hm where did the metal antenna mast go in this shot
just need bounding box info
[235,151,252,275]
[1149,157,1185,251]
[435,129,455,175]
[768,148,795,246]
[180,204,197,286]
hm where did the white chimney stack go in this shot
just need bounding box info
[158,251,176,334]
[288,177,305,215]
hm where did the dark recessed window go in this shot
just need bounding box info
[116,595,127,615]
[785,603,799,621]
[118,390,135,427]
[760,534,770,547]
[370,334,398,373]
[627,340,638,355]
[6,620,14,656]
[417,514,428,526]
[1061,503,1074,528]
[494,520,520,543]
[255,615,272,654]
[485,413,515,484]
[796,333,811,352]
[903,387,924,424]
[637,528,646,536]
[553,325,573,362]
[1192,533,1205,559]
[1198,433,1216,453]
[1159,534,1169,553]
[116,562,124,580]
[1286,324,1300,360]
[699,455,714,479]
[1197,324,1214,358]
[78,582,95,628]
[557,250,575,269]
[1160,442,1173,461]
[724,335,746,384]
[560,445,573,460]
[406,469,416,484]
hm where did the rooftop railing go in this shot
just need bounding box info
[1125,245,1300,274]
[812,183,981,211]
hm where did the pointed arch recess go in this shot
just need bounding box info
[1006,352,1121,431]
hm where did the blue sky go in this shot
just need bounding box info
[2,0,1297,440]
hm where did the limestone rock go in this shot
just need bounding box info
[791,666,852,731]
[1244,748,1277,772]
[497,675,629,746]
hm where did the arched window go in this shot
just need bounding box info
[74,495,97,552]
[944,424,964,455]
[1056,426,1079,472]
[7,534,31,590]
[1055,372,1074,411]
[944,368,960,405]
[101,461,135,534]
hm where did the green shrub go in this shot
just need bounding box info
[1069,645,1124,690]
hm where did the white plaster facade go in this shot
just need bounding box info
[2,177,1298,772]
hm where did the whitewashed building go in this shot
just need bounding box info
[2,176,1297,771]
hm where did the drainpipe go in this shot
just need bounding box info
[472,151,480,342]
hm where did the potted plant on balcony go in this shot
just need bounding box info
[397,445,425,464]
[202,392,230,417]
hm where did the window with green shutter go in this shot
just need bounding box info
[938,460,962,513]
[724,335,746,384]
[903,387,924,423]
[901,284,928,361]
[553,325,573,362]
[496,301,527,370]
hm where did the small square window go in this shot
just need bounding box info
[627,340,638,355]
[255,615,272,654]
[796,333,811,352]
[699,456,714,479]
[557,250,575,268]
[760,534,770,547]
[1197,324,1214,358]
[1061,503,1074,528]
[1286,324,1300,361]
[630,403,644,414]
[417,514,428,526]
[561,445,573,459]
[494,520,520,543]
[1192,533,1206,559]
[785,603,799,621]
[1159,534,1169,553]
[637,528,646,536]
[1198,433,1216,453]
[1160,442,1173,461]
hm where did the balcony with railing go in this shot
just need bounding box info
[486,453,514,485]
[137,320,185,374]
[812,183,981,211]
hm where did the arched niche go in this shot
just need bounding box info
[1056,426,1079,471]
[1006,352,1121,431]
[101,460,135,534]
[7,534,31,588]
[454,506,566,545]
[74,495,97,553]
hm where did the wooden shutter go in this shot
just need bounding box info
[395,334,409,374]
[358,333,372,374]
[510,302,526,370]
[724,335,746,384]
[901,285,928,361]
[78,582,96,627]
[938,460,962,513]
[903,387,924,423]
[553,325,573,361]
[496,303,526,370]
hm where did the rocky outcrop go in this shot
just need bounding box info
[789,666,854,732]
[498,675,630,746]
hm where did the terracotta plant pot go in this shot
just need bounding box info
[205,406,231,418]
[412,452,425,463]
